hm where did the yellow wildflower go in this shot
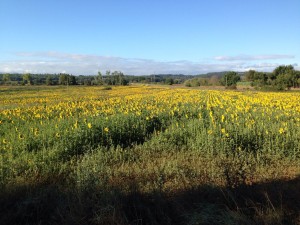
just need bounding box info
[279,128,285,134]
[221,115,225,123]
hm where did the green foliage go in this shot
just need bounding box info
[22,73,32,85]
[248,65,300,90]
[246,70,268,87]
[45,75,52,85]
[94,71,103,85]
[221,71,241,87]
[270,65,298,90]
[164,77,174,85]
[100,71,129,86]
[58,73,77,85]
[2,74,11,84]
[273,65,294,78]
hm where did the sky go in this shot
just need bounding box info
[0,0,299,75]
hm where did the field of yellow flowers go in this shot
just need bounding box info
[1,85,300,183]
[1,85,300,224]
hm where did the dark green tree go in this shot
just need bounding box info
[59,74,67,85]
[68,75,77,85]
[275,73,292,90]
[272,65,296,90]
[253,72,268,86]
[221,71,240,87]
[105,70,112,85]
[22,73,32,85]
[245,70,255,81]
[165,78,174,85]
[95,71,103,85]
[84,78,92,86]
[273,65,294,78]
[46,76,52,85]
[2,74,11,84]
[296,71,300,88]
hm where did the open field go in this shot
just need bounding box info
[1,85,300,225]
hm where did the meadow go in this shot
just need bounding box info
[0,85,300,225]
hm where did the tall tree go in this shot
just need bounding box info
[105,70,112,85]
[68,75,77,85]
[22,73,32,85]
[273,65,294,78]
[245,70,256,81]
[46,76,52,85]
[95,71,103,85]
[221,71,240,87]
[2,74,11,84]
[273,65,295,89]
[59,74,67,85]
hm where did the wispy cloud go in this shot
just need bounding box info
[214,54,295,61]
[0,51,298,75]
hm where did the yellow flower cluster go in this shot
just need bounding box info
[0,85,300,151]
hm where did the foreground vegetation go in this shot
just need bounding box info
[0,85,300,224]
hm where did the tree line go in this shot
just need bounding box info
[0,72,192,86]
[1,65,299,90]
[183,65,300,90]
[0,71,129,86]
[245,65,300,90]
[184,71,240,87]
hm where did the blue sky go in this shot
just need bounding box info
[0,0,299,75]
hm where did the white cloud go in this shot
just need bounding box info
[214,54,295,61]
[0,51,298,75]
